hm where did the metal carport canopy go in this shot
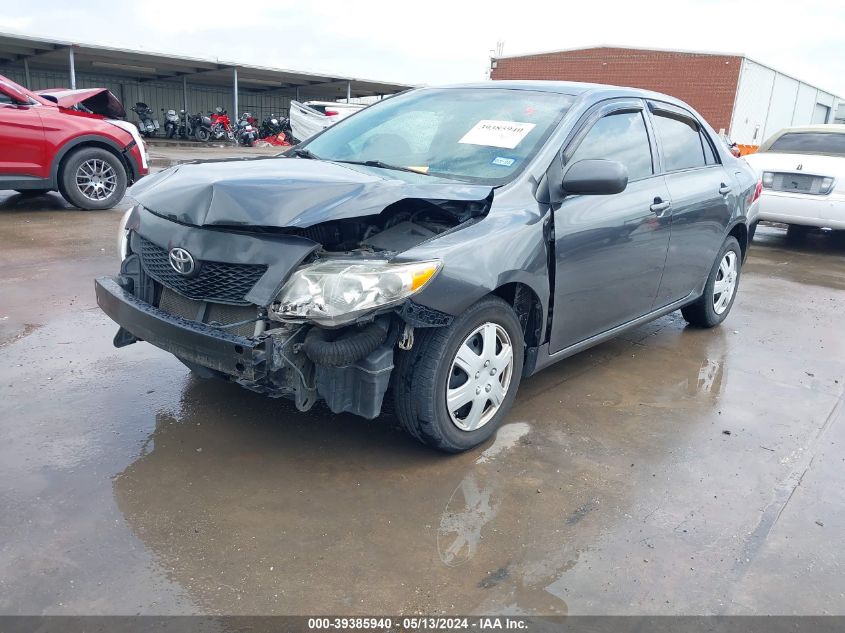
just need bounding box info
[0,31,413,98]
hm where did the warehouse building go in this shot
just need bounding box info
[490,46,842,148]
[0,32,410,126]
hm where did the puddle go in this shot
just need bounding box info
[476,422,531,464]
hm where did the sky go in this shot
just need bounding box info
[1,0,844,96]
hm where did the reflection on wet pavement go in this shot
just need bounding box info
[1,206,844,615]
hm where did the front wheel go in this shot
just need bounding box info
[195,128,210,142]
[681,236,741,328]
[59,147,127,210]
[393,295,524,452]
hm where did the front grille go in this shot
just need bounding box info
[769,172,826,195]
[139,237,267,305]
[158,287,258,338]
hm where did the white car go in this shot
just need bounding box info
[289,100,365,142]
[744,125,845,238]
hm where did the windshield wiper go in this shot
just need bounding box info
[292,147,319,159]
[334,159,431,175]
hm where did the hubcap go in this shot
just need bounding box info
[713,250,738,315]
[76,159,117,201]
[446,322,514,432]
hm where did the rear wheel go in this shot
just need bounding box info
[195,128,210,142]
[681,236,741,328]
[59,147,127,210]
[393,296,524,452]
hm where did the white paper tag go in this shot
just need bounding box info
[459,120,536,149]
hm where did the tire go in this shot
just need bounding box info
[195,128,210,142]
[681,236,742,328]
[59,147,127,210]
[393,295,524,452]
[748,221,758,242]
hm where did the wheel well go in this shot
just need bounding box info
[729,223,748,262]
[492,282,543,349]
[56,141,129,185]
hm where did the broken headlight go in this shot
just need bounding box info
[272,259,441,326]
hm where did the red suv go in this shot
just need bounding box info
[0,74,148,209]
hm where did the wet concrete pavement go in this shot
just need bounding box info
[1,189,843,616]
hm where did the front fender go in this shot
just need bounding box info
[398,204,551,331]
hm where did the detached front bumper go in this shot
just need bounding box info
[95,276,267,380]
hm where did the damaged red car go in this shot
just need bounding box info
[0,74,148,209]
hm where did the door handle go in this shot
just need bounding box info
[719,183,732,195]
[650,199,671,216]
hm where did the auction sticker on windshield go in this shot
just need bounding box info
[459,120,536,149]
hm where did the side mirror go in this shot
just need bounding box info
[0,81,30,105]
[562,159,628,196]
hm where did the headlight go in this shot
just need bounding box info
[117,207,132,260]
[272,259,441,326]
[762,171,774,188]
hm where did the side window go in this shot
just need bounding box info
[653,113,707,171]
[568,111,653,181]
[701,130,718,165]
[0,92,13,105]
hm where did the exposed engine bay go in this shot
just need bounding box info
[230,196,490,255]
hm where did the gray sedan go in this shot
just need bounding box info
[96,81,759,452]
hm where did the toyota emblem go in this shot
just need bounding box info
[168,247,195,275]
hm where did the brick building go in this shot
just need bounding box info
[491,46,841,147]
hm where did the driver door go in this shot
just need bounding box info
[549,101,672,353]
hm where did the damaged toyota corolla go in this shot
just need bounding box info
[96,81,758,452]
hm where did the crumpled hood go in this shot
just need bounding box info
[37,88,126,118]
[128,156,493,229]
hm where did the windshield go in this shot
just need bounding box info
[303,88,574,184]
[766,132,845,157]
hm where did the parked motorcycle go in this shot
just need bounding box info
[259,114,292,146]
[131,102,159,137]
[193,112,214,142]
[209,106,234,141]
[162,108,180,139]
[235,112,258,147]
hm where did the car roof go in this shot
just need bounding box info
[767,124,845,135]
[428,80,691,107]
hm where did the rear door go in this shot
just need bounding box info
[0,92,46,178]
[550,100,672,352]
[648,102,732,306]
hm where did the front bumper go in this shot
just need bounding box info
[95,276,266,380]
[95,275,395,419]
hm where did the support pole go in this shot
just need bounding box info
[23,58,31,88]
[295,86,300,102]
[232,67,238,119]
[68,46,76,89]
[183,76,188,117]
[346,80,351,102]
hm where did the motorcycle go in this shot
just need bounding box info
[209,106,234,141]
[193,112,214,142]
[259,114,292,146]
[235,112,258,147]
[162,108,180,139]
[131,102,159,137]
